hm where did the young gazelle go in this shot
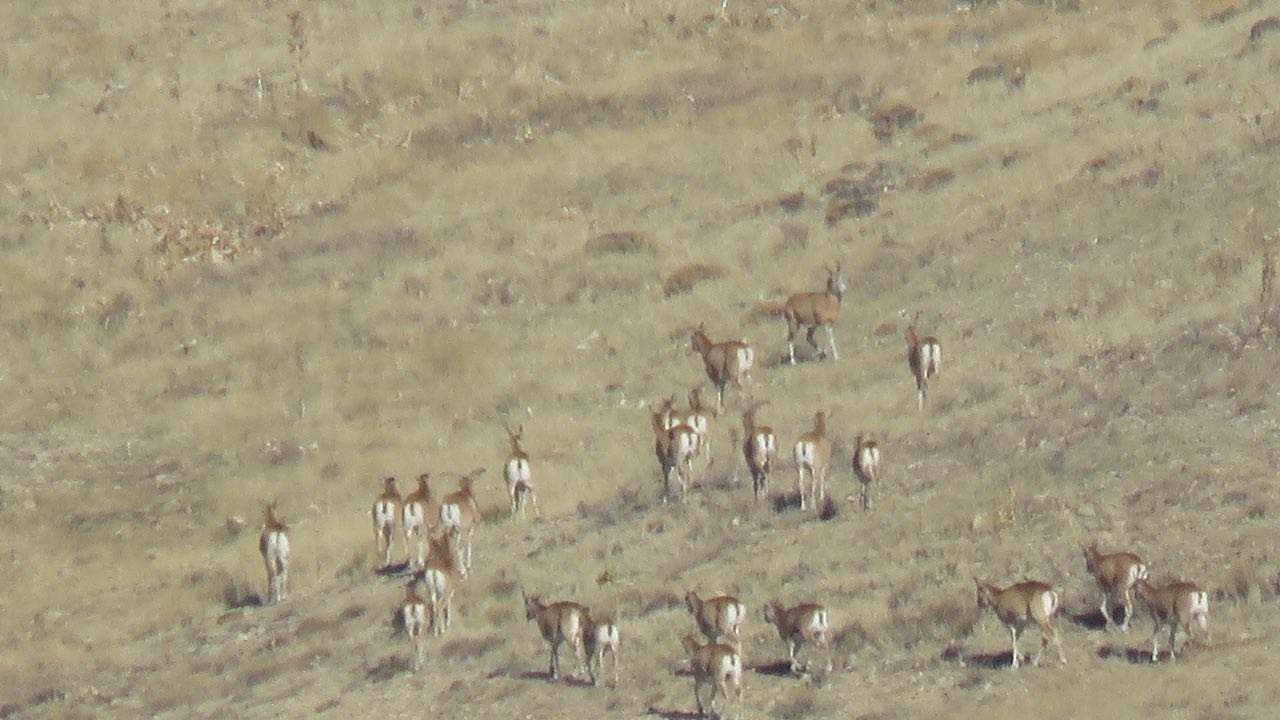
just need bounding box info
[652,402,699,503]
[975,579,1068,669]
[1082,543,1148,632]
[258,503,290,605]
[685,590,746,650]
[522,591,589,682]
[905,316,942,411]
[690,323,754,414]
[1134,578,1210,662]
[783,264,848,364]
[681,634,744,720]
[686,388,713,470]
[583,612,621,687]
[741,401,777,502]
[851,434,882,511]
[503,424,540,520]
[794,410,833,511]
[763,601,833,674]
[401,579,428,672]
[419,527,464,636]
[371,476,401,567]
[402,473,437,570]
[438,468,484,577]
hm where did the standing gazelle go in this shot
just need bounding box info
[690,323,754,414]
[686,590,747,650]
[652,401,699,503]
[583,612,621,687]
[741,401,776,502]
[851,434,882,511]
[419,527,465,636]
[401,579,428,671]
[371,476,401,567]
[438,468,484,577]
[402,473,437,570]
[783,264,848,364]
[1082,543,1147,633]
[905,316,942,411]
[794,411,833,511]
[763,600,832,674]
[1134,578,1210,662]
[258,503,290,605]
[503,424,540,520]
[975,578,1067,669]
[523,591,589,682]
[681,634,744,720]
[686,388,713,470]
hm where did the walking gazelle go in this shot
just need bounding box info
[503,424,540,520]
[905,314,942,411]
[851,434,882,511]
[258,503,290,605]
[371,476,401,567]
[741,400,776,502]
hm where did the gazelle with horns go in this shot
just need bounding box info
[690,323,754,414]
[371,476,401,567]
[905,314,942,411]
[438,468,484,577]
[741,400,776,502]
[851,434,882,511]
[652,398,698,503]
[402,473,437,571]
[503,424,540,520]
[258,503,290,605]
[794,410,833,511]
[783,264,848,364]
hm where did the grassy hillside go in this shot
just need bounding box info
[2,0,1280,717]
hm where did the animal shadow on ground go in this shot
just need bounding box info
[645,707,703,720]
[366,654,412,682]
[374,561,412,577]
[940,645,1016,669]
[515,670,594,686]
[1068,606,1132,631]
[771,492,803,514]
[1096,645,1156,664]
[751,659,797,677]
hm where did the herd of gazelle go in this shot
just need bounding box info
[249,266,1213,719]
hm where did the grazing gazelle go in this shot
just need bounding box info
[401,579,428,672]
[975,578,1067,669]
[794,410,833,511]
[503,424,540,520]
[851,434,882,511]
[1082,543,1147,632]
[652,401,699,503]
[419,527,464,636]
[1134,578,1210,662]
[783,264,848,364]
[371,476,402,567]
[681,634,744,720]
[905,316,942,411]
[258,503,290,605]
[686,388,713,470]
[741,401,777,502]
[583,611,621,687]
[763,600,832,674]
[402,473,437,570]
[438,468,484,577]
[690,323,754,414]
[523,591,589,682]
[685,590,746,650]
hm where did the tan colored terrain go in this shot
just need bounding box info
[2,0,1280,718]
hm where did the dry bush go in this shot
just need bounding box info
[584,231,653,256]
[441,635,505,661]
[771,686,835,720]
[663,263,728,298]
[905,168,956,193]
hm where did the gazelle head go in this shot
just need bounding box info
[689,387,708,415]
[690,323,712,355]
[264,502,283,526]
[457,467,485,493]
[416,472,431,495]
[905,311,922,347]
[813,410,829,435]
[383,476,398,493]
[825,263,847,301]
[741,400,769,431]
[523,590,544,620]
[762,600,783,626]
[974,578,996,609]
[1081,543,1101,572]
[504,423,526,454]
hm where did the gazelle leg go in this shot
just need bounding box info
[826,325,839,360]
[1010,626,1021,668]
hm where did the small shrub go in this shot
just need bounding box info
[663,263,727,297]
[584,231,652,255]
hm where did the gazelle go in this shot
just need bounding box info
[690,323,754,414]
[402,473,437,570]
[652,401,699,503]
[258,503,290,605]
[794,410,833,511]
[686,388,713,470]
[763,601,832,674]
[741,401,777,502]
[1082,543,1147,633]
[583,612,621,687]
[371,476,401,567]
[419,527,464,636]
[438,468,484,577]
[974,578,1067,669]
[851,434,882,511]
[1134,578,1210,662]
[401,579,428,672]
[681,634,744,720]
[685,590,746,650]
[503,424,540,520]
[783,264,848,364]
[905,316,942,411]
[523,591,588,681]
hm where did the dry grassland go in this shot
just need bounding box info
[2,0,1280,717]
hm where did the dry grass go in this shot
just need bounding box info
[4,0,1280,718]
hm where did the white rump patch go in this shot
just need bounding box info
[1127,564,1147,585]
[506,458,531,484]
[795,441,816,466]
[737,347,754,374]
[1188,591,1209,616]
[811,609,828,633]
[1040,590,1059,618]
[403,503,425,529]
[439,503,462,528]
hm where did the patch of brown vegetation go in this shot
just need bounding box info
[663,262,728,297]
